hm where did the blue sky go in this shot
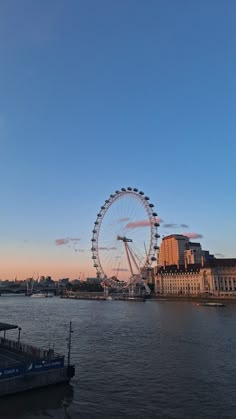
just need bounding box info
[0,0,236,279]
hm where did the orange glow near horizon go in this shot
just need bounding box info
[0,258,95,281]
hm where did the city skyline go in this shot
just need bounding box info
[1,1,236,279]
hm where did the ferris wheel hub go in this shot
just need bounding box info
[116,235,133,242]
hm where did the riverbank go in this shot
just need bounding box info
[149,294,236,303]
[61,292,236,303]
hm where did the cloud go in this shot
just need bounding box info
[126,220,150,229]
[162,223,189,229]
[215,253,225,257]
[99,246,117,251]
[117,217,130,222]
[55,237,80,246]
[55,238,69,246]
[74,249,85,253]
[126,217,163,229]
[184,233,203,239]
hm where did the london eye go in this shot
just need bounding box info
[91,187,160,294]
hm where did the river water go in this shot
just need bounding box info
[0,296,236,418]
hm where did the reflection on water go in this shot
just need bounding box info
[0,297,236,418]
[0,383,73,419]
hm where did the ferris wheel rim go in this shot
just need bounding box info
[91,187,160,280]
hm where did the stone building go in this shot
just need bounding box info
[154,259,236,296]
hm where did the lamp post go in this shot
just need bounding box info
[17,327,22,348]
[67,322,73,367]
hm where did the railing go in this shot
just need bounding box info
[0,337,62,361]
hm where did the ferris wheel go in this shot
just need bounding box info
[91,187,160,286]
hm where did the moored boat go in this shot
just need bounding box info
[198,302,225,307]
[31,292,54,298]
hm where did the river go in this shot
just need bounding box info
[0,296,235,418]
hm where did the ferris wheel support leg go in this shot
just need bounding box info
[124,241,134,277]
[104,286,109,297]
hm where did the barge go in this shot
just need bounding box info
[0,321,75,397]
[198,302,225,307]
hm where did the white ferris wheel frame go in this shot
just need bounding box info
[91,187,160,280]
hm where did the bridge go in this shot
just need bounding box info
[0,284,58,295]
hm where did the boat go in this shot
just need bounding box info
[45,292,54,298]
[0,321,75,397]
[126,296,146,302]
[198,302,225,307]
[31,292,54,298]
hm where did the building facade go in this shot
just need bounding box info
[184,242,202,267]
[159,234,189,267]
[154,259,236,296]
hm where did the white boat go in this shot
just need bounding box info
[31,292,54,298]
[198,302,225,307]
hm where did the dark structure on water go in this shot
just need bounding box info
[0,322,75,397]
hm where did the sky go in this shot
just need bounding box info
[0,0,236,280]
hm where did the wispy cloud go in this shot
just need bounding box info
[126,220,151,229]
[184,233,203,239]
[163,223,189,229]
[117,217,130,222]
[55,237,80,246]
[126,217,163,229]
[99,246,117,251]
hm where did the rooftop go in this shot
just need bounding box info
[204,258,236,268]
[162,234,189,241]
[0,322,18,332]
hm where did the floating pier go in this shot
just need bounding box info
[0,322,75,397]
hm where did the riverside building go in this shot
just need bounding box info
[159,234,189,267]
[155,234,236,296]
[158,234,214,268]
[154,259,236,296]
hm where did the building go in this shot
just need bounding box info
[158,235,215,269]
[203,259,236,295]
[159,234,189,268]
[155,266,205,295]
[184,242,202,267]
[201,250,215,263]
[154,259,236,296]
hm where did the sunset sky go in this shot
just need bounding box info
[1,0,236,280]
